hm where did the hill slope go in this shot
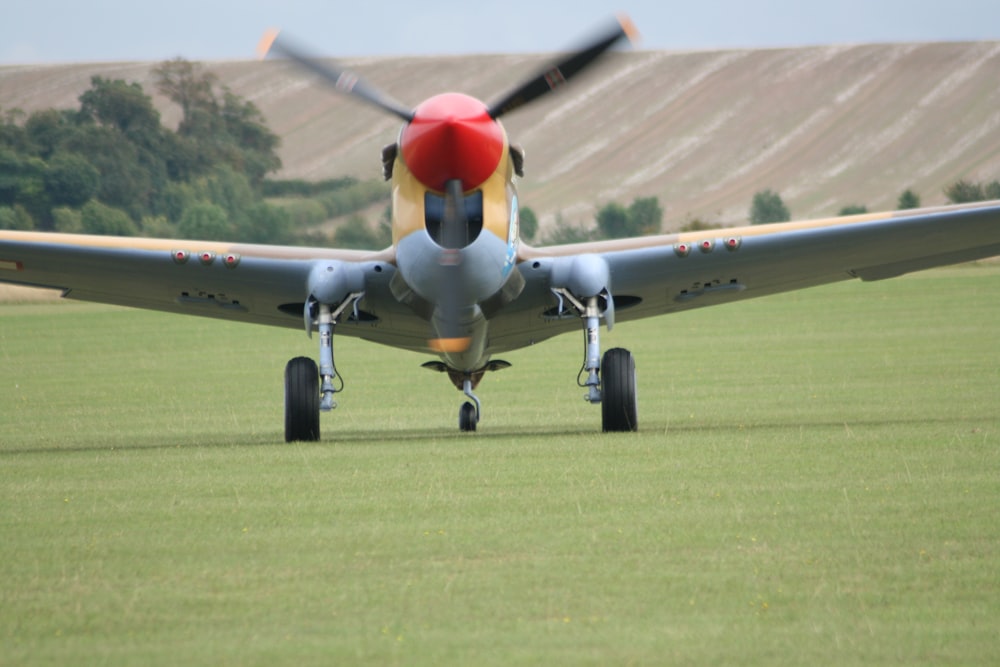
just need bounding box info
[3,42,1000,230]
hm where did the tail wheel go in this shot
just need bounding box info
[601,348,638,432]
[285,356,320,442]
[459,401,478,432]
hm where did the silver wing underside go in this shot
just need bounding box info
[2,201,1000,358]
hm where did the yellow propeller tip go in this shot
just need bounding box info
[256,28,281,60]
[428,337,472,353]
[617,14,640,45]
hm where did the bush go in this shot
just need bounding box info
[749,189,790,224]
[318,180,391,218]
[0,204,34,230]
[236,203,294,245]
[543,213,595,245]
[261,177,357,197]
[272,197,328,227]
[81,200,138,236]
[51,206,83,232]
[333,215,384,250]
[43,152,99,208]
[177,202,229,240]
[678,216,722,232]
[897,189,920,210]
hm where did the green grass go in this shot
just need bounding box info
[1,264,998,665]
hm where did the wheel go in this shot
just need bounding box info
[601,348,637,432]
[459,401,478,432]
[285,356,320,442]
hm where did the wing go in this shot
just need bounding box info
[0,231,431,351]
[486,201,1000,352]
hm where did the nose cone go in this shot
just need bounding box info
[399,93,505,192]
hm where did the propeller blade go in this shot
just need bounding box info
[429,179,472,353]
[486,15,638,119]
[257,29,415,122]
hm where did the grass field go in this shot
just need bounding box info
[1,264,998,665]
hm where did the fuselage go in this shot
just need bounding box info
[388,92,523,371]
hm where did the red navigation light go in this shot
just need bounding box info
[399,93,505,192]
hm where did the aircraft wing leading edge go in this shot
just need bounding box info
[513,201,1000,334]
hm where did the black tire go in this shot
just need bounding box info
[601,348,638,432]
[459,401,478,432]
[285,357,320,442]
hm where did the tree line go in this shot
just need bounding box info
[0,59,315,243]
[551,177,995,243]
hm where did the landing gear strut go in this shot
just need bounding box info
[556,290,639,432]
[459,376,480,432]
[284,294,364,442]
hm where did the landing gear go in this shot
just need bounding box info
[459,401,478,432]
[601,348,637,432]
[554,289,639,432]
[285,356,320,442]
[283,293,365,443]
[422,360,511,432]
[459,376,480,432]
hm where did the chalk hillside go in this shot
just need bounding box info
[3,42,1000,231]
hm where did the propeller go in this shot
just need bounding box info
[486,14,639,119]
[257,29,415,122]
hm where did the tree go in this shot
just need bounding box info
[79,77,161,135]
[897,189,920,210]
[152,58,217,122]
[43,152,99,208]
[543,212,594,244]
[333,215,383,249]
[178,202,229,240]
[80,200,138,236]
[749,189,790,224]
[51,206,83,232]
[627,196,663,235]
[62,124,151,218]
[944,178,1000,204]
[0,205,34,230]
[24,109,75,159]
[0,152,47,226]
[596,201,629,238]
[153,58,281,185]
[945,179,984,204]
[0,108,30,153]
[838,204,868,216]
[235,202,293,245]
[595,197,663,239]
[219,90,281,184]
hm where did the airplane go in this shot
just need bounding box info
[2,16,1000,442]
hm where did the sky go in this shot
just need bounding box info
[4,0,1000,64]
